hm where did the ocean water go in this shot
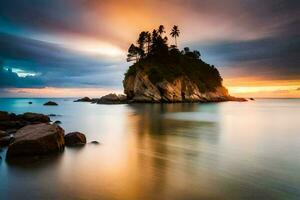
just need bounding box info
[0,98,299,200]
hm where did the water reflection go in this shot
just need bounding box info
[0,99,299,199]
[123,103,223,199]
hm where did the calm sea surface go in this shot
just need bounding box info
[0,98,299,200]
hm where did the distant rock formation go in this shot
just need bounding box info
[96,93,127,104]
[123,70,245,103]
[74,97,92,102]
[44,101,58,106]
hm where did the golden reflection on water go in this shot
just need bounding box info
[1,100,300,200]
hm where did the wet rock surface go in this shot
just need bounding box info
[0,112,50,131]
[65,132,86,146]
[6,123,65,160]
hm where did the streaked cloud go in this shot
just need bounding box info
[0,0,299,97]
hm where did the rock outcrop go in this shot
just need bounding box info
[44,101,58,106]
[0,136,14,148]
[0,111,50,131]
[74,97,92,102]
[96,93,127,104]
[65,132,86,146]
[123,71,245,102]
[6,123,65,159]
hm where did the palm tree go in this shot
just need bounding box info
[158,25,165,35]
[170,25,180,47]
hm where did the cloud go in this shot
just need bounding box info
[188,35,300,80]
[297,88,300,91]
[0,67,44,88]
[0,33,126,88]
[0,0,299,97]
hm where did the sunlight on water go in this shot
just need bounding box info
[0,99,300,199]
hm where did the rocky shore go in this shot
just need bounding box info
[0,111,97,162]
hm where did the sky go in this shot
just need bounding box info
[0,0,299,98]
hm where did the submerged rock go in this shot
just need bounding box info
[65,132,86,146]
[44,101,58,106]
[28,102,33,104]
[6,123,65,160]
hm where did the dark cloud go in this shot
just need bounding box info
[0,33,126,88]
[0,67,43,88]
[188,33,300,80]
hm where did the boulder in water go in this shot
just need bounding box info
[90,141,100,144]
[74,97,92,102]
[65,132,86,146]
[18,112,50,123]
[0,112,50,131]
[6,123,65,160]
[97,93,127,104]
[44,101,58,106]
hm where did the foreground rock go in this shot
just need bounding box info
[6,123,65,160]
[44,101,58,106]
[65,132,86,146]
[0,111,50,131]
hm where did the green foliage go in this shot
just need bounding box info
[125,25,223,92]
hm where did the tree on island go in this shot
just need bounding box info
[126,25,201,64]
[125,25,223,92]
[170,25,180,47]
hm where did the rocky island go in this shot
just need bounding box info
[76,25,245,104]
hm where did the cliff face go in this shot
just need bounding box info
[123,70,239,103]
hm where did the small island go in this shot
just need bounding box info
[123,25,245,103]
[75,25,245,104]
